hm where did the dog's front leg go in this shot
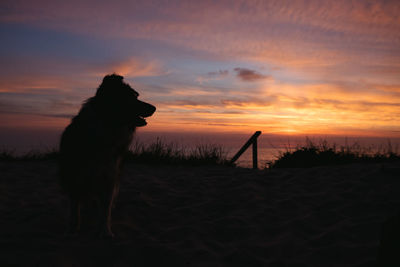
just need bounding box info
[98,189,115,238]
[68,196,81,235]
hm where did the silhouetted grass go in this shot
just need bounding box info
[0,148,59,161]
[126,138,230,166]
[3,138,398,168]
[0,139,230,166]
[268,138,400,168]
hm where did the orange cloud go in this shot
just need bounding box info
[0,113,68,130]
[143,78,400,136]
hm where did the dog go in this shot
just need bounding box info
[59,74,156,237]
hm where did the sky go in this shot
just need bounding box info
[1,0,400,150]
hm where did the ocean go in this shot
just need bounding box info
[1,128,399,168]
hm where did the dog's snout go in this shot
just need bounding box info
[137,100,156,117]
[145,103,156,117]
[148,104,156,115]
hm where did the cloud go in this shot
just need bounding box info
[0,91,79,119]
[165,99,215,108]
[207,70,229,77]
[2,0,398,71]
[221,95,278,108]
[1,0,400,136]
[196,70,229,84]
[233,68,272,82]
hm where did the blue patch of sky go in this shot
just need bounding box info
[0,23,315,95]
[0,24,105,60]
[0,23,181,64]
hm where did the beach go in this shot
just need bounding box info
[1,160,399,266]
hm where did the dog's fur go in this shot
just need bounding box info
[59,74,155,237]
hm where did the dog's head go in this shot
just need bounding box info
[95,74,156,127]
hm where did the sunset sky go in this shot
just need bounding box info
[1,0,400,149]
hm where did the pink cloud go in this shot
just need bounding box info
[1,0,398,70]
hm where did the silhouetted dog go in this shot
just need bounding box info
[59,74,155,237]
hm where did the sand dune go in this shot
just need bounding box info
[1,160,399,266]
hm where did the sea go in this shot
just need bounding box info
[1,128,399,168]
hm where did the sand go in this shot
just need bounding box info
[1,160,400,266]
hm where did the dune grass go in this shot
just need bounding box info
[0,148,59,161]
[268,138,400,168]
[0,139,230,166]
[2,138,399,168]
[126,138,230,166]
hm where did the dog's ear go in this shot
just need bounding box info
[96,74,124,97]
[102,74,123,86]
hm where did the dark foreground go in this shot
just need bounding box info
[1,160,400,266]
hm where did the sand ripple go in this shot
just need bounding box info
[1,161,399,266]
